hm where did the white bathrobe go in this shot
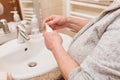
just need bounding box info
[68,0,120,80]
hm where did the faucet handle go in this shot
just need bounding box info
[17,24,26,32]
[17,23,30,43]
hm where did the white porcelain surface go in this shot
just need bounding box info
[0,31,17,45]
[0,33,73,80]
[0,22,17,45]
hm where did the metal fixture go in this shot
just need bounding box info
[17,23,30,43]
[0,19,10,34]
[28,62,37,67]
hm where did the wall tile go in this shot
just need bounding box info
[40,0,63,21]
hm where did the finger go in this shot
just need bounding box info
[42,16,55,30]
[43,32,46,37]
[42,18,51,30]
[7,73,12,80]
[42,20,46,30]
[45,15,55,23]
[47,17,58,26]
[43,32,46,38]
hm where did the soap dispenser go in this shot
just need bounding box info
[30,14,40,39]
[11,11,21,22]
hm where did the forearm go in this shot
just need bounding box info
[51,45,79,80]
[66,16,90,31]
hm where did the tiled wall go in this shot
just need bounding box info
[40,0,63,21]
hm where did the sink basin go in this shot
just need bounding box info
[0,31,17,44]
[0,33,73,80]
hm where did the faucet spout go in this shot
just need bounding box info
[17,24,30,43]
[0,19,10,34]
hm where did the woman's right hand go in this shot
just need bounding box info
[43,31,63,51]
[42,15,69,30]
[0,72,12,80]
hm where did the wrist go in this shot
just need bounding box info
[66,16,71,24]
[51,43,63,53]
[65,16,73,28]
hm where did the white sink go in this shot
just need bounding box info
[0,33,73,80]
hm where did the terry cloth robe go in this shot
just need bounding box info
[68,0,120,80]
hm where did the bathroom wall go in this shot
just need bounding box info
[40,0,63,21]
[39,0,76,37]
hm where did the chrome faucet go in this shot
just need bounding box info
[0,19,10,34]
[17,24,30,43]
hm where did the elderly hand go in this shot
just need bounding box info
[42,15,69,30]
[0,72,12,80]
[43,31,63,51]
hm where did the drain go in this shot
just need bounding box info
[28,62,37,67]
[24,48,28,51]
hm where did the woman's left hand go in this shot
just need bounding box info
[43,31,63,51]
